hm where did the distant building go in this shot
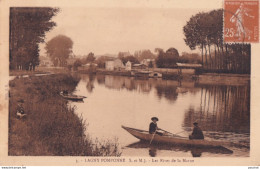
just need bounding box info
[141,59,155,66]
[39,56,53,67]
[105,59,125,70]
[114,59,125,70]
[125,61,132,71]
[132,63,148,70]
[105,61,114,70]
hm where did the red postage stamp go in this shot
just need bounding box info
[224,0,259,43]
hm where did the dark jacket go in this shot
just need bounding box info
[190,126,204,139]
[149,122,157,134]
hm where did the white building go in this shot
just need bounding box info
[125,61,132,71]
[105,59,125,70]
[105,61,114,70]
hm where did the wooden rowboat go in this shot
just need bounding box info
[60,93,87,101]
[122,125,228,148]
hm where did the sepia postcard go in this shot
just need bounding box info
[0,0,260,166]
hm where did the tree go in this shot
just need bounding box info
[183,9,250,74]
[119,55,139,65]
[134,49,156,61]
[86,52,95,63]
[156,47,179,68]
[179,52,201,64]
[73,59,82,70]
[10,7,59,70]
[96,56,114,68]
[45,35,73,67]
[148,61,154,68]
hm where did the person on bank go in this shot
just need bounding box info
[189,122,204,140]
[16,99,27,119]
[149,117,163,136]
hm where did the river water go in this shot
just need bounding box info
[69,74,250,157]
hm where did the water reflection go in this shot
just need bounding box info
[71,74,250,157]
[126,141,233,157]
[86,75,200,102]
[183,85,250,134]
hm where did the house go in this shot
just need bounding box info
[39,56,53,67]
[105,59,125,70]
[132,63,148,70]
[141,59,155,67]
[105,61,114,70]
[114,59,125,70]
[125,61,132,71]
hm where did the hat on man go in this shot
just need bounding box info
[17,99,24,103]
[151,117,159,121]
[193,122,198,125]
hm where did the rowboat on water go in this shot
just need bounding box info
[60,92,87,101]
[122,125,229,148]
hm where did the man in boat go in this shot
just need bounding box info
[149,117,163,136]
[189,122,204,140]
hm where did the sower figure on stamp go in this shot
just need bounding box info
[230,3,255,40]
[189,122,204,140]
[149,117,163,136]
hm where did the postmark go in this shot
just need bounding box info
[224,0,259,43]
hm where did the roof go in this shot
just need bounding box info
[176,63,202,68]
[83,63,97,67]
[133,63,147,67]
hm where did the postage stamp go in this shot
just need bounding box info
[224,0,259,43]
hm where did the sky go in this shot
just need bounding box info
[39,0,222,56]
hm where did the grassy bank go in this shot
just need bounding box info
[9,74,121,156]
[9,70,49,76]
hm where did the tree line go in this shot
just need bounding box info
[183,9,250,74]
[10,7,59,70]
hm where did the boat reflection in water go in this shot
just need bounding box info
[126,141,233,157]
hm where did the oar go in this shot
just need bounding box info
[158,128,175,135]
[150,129,157,145]
[159,128,186,136]
[174,130,186,135]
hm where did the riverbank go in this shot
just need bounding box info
[9,70,49,76]
[9,73,121,156]
[34,66,250,85]
[95,69,187,80]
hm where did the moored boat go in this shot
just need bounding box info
[60,92,87,101]
[122,125,229,148]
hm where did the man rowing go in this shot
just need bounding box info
[149,117,163,136]
[189,122,204,140]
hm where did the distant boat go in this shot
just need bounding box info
[60,92,87,101]
[176,87,188,93]
[122,126,230,148]
[149,72,162,78]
